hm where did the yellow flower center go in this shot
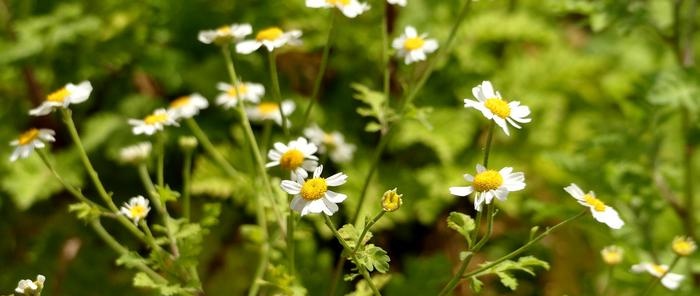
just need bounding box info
[227,84,249,97]
[301,178,328,200]
[144,113,168,125]
[47,87,70,103]
[256,27,283,41]
[169,96,191,108]
[279,149,304,170]
[18,128,39,145]
[484,98,511,118]
[216,25,231,35]
[472,170,503,192]
[583,194,606,212]
[130,205,147,219]
[601,249,622,265]
[403,37,425,51]
[672,237,696,256]
[258,102,279,115]
[326,0,350,5]
[651,264,667,276]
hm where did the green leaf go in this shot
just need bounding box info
[337,224,372,250]
[352,83,396,134]
[472,256,550,291]
[469,277,483,293]
[447,212,475,246]
[155,185,180,203]
[356,244,390,273]
[116,252,149,269]
[68,202,100,222]
[240,224,265,244]
[133,272,188,296]
[346,274,391,296]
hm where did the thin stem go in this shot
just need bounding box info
[156,133,165,188]
[601,265,613,296]
[351,133,391,223]
[482,121,495,168]
[327,256,345,296]
[138,164,180,257]
[260,120,273,155]
[184,118,240,178]
[287,211,296,277]
[182,147,193,221]
[36,149,106,211]
[354,211,386,256]
[302,11,337,127]
[473,204,495,250]
[268,51,290,138]
[642,256,681,296]
[247,241,270,296]
[437,252,474,296]
[381,2,391,104]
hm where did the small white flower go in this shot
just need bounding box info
[564,183,624,229]
[392,26,438,65]
[601,245,623,265]
[464,81,531,136]
[15,274,44,294]
[198,23,252,44]
[246,100,296,126]
[168,93,209,120]
[632,263,684,290]
[29,81,92,116]
[387,0,406,6]
[128,108,178,136]
[119,195,151,224]
[304,124,356,163]
[9,128,56,162]
[306,0,370,18]
[449,164,525,211]
[267,137,318,179]
[216,82,265,109]
[119,142,152,164]
[236,27,302,54]
[281,165,348,216]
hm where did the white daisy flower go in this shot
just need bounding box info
[392,26,438,65]
[119,142,152,164]
[303,124,356,163]
[9,128,56,162]
[306,0,370,18]
[198,23,252,44]
[564,183,624,229]
[464,81,531,136]
[267,137,319,179]
[449,164,525,211]
[29,81,92,116]
[281,165,348,216]
[128,108,178,136]
[168,93,209,120]
[15,275,45,294]
[119,195,151,224]
[246,100,295,126]
[215,81,265,109]
[672,236,697,256]
[631,263,684,290]
[387,0,406,6]
[236,27,302,54]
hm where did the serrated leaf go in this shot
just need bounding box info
[338,224,372,250]
[447,212,475,246]
[346,274,391,296]
[496,271,518,290]
[116,252,149,268]
[472,256,550,291]
[470,276,483,293]
[240,224,265,244]
[356,244,390,273]
[68,202,100,222]
[156,185,180,203]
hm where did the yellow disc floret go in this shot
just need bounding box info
[301,178,328,200]
[472,170,503,192]
[227,84,249,97]
[18,128,39,146]
[583,194,606,212]
[326,0,350,5]
[47,87,70,103]
[601,246,623,265]
[280,149,304,170]
[144,113,169,125]
[484,98,511,118]
[403,37,425,51]
[170,96,191,108]
[672,236,697,256]
[216,25,232,35]
[258,102,279,115]
[256,27,283,41]
[130,205,147,219]
[651,264,667,277]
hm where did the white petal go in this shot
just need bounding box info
[290,196,307,214]
[236,40,262,54]
[325,190,347,203]
[591,206,624,229]
[281,180,302,194]
[563,183,585,200]
[326,172,348,186]
[322,198,339,215]
[450,186,473,196]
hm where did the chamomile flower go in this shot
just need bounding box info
[119,195,151,224]
[119,142,152,164]
[387,0,406,6]
[9,128,56,162]
[15,275,45,294]
[306,0,370,18]
[168,93,209,120]
[246,100,296,126]
[303,124,356,163]
[392,26,438,65]
[267,137,318,179]
[631,263,684,290]
[216,82,265,108]
[672,236,696,256]
[29,81,92,116]
[198,23,252,45]
[601,245,624,265]
[281,165,348,216]
[464,81,531,136]
[236,27,302,54]
[564,183,624,229]
[128,108,178,136]
[449,164,525,211]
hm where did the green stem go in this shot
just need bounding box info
[351,133,391,223]
[642,256,681,296]
[138,164,180,257]
[302,11,337,127]
[601,265,613,296]
[354,211,386,255]
[287,211,296,277]
[267,51,290,138]
[182,147,193,221]
[381,2,391,104]
[156,133,165,188]
[36,149,106,211]
[184,118,240,178]
[482,121,495,168]
[437,252,474,296]
[260,120,273,155]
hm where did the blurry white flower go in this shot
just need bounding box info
[303,124,356,163]
[15,274,44,295]
[672,236,696,256]
[236,27,302,54]
[168,93,209,120]
[216,82,265,109]
[128,108,178,136]
[464,81,531,136]
[632,263,684,290]
[449,164,525,211]
[392,26,438,64]
[601,245,623,265]
[29,81,92,116]
[198,23,252,44]
[267,137,318,179]
[119,195,151,224]
[281,165,348,216]
[9,128,55,162]
[387,0,406,6]
[306,0,370,18]
[246,100,295,126]
[564,183,624,229]
[119,142,152,164]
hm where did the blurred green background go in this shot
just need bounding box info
[1,0,700,295]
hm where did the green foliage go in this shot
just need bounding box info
[155,185,180,203]
[351,84,396,133]
[132,272,188,296]
[355,244,390,274]
[337,224,372,250]
[471,256,550,291]
[67,202,100,222]
[447,211,476,246]
[346,274,391,296]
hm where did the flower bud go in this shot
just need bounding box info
[119,142,151,164]
[179,136,198,151]
[382,188,403,212]
[672,236,696,256]
[600,245,623,265]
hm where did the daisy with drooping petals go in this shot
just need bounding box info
[449,164,525,211]
[246,100,296,126]
[267,137,318,179]
[128,108,178,136]
[281,165,348,216]
[303,124,356,163]
[9,128,56,162]
[198,23,252,44]
[29,81,93,116]
[464,81,531,136]
[631,263,684,290]
[119,195,151,224]
[15,275,45,294]
[119,142,152,164]
[236,27,302,54]
[387,0,406,6]
[306,0,370,18]
[216,82,265,109]
[564,183,624,229]
[392,26,438,65]
[168,93,209,120]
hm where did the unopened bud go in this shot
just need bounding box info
[600,245,623,265]
[179,136,198,151]
[382,188,403,212]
